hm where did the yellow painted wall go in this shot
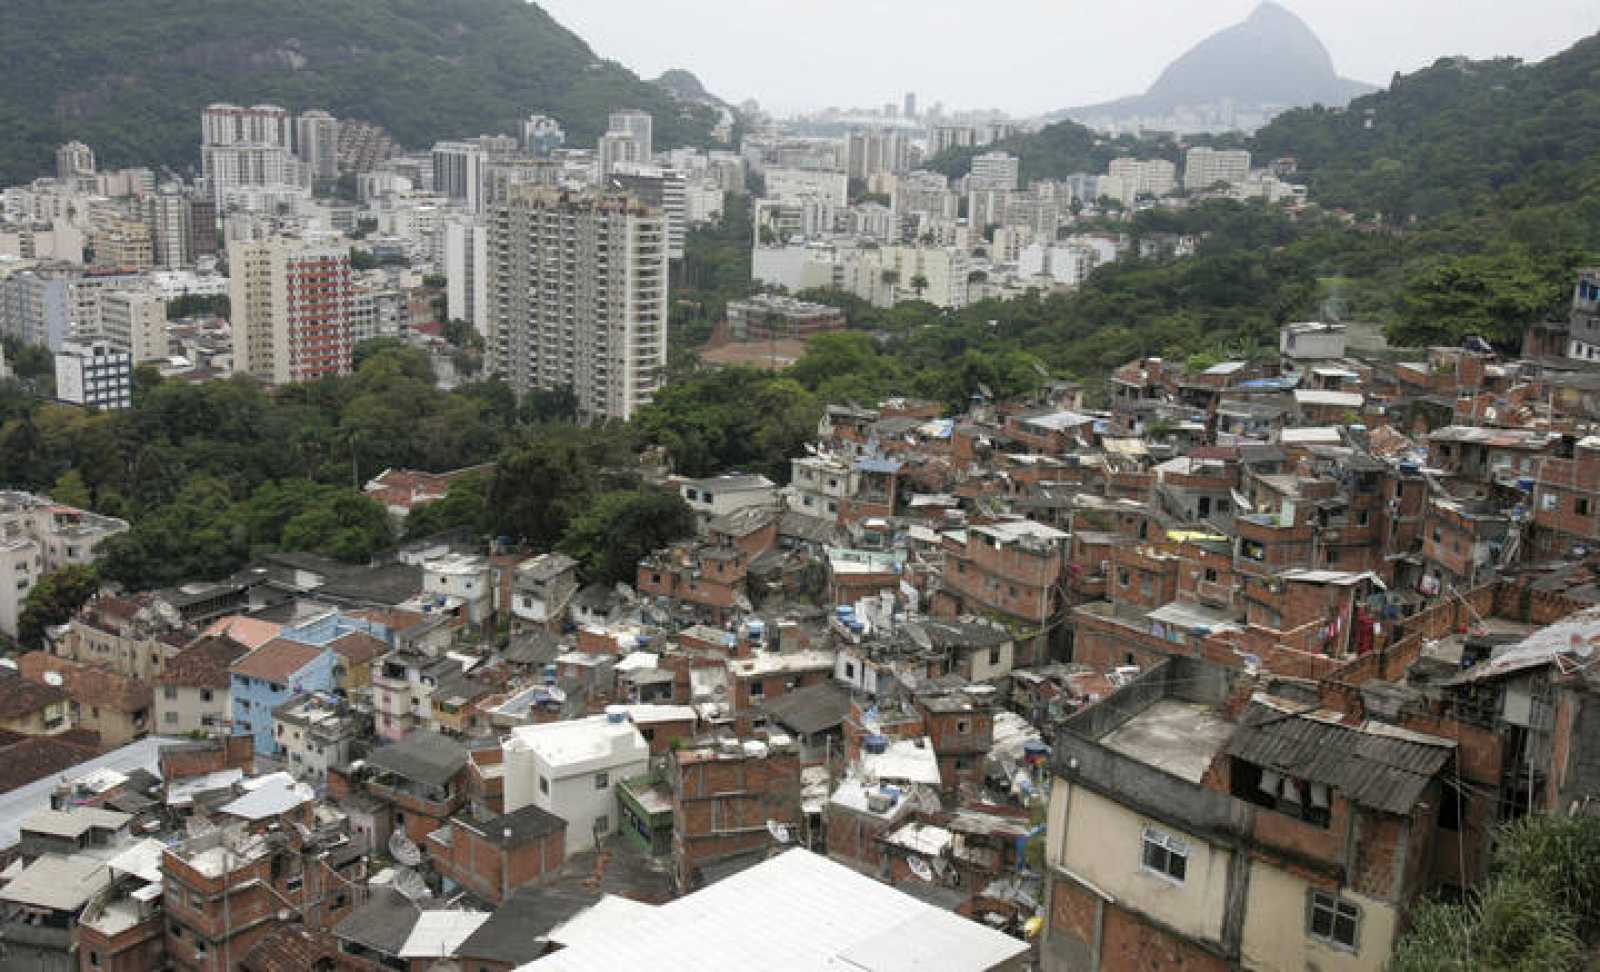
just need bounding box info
[1239,862,1397,972]
[1059,785,1230,945]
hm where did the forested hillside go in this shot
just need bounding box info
[0,0,720,183]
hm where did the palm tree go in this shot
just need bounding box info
[910,274,930,299]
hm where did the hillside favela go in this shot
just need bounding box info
[2,0,1600,969]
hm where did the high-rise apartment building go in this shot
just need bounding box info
[55,141,95,184]
[1104,157,1178,202]
[99,289,169,363]
[522,114,566,156]
[228,237,355,384]
[1183,147,1252,191]
[904,92,918,120]
[608,110,654,161]
[847,130,909,180]
[969,152,1021,192]
[432,140,488,213]
[144,184,189,269]
[488,187,668,421]
[55,340,132,410]
[296,109,341,182]
[610,165,688,260]
[443,215,490,340]
[200,103,303,208]
[598,131,645,178]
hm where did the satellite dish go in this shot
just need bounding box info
[908,857,934,882]
[43,671,64,687]
[389,829,423,866]
[389,866,430,901]
[766,820,791,844]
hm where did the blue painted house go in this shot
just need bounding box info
[229,637,339,755]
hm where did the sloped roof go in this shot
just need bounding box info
[0,673,67,718]
[1226,698,1453,815]
[365,730,468,787]
[232,638,326,683]
[159,635,251,689]
[457,885,593,963]
[17,652,151,713]
[761,681,851,736]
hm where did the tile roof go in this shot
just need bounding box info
[159,635,251,689]
[240,926,339,972]
[202,616,283,650]
[231,639,326,683]
[16,652,152,713]
[329,630,387,666]
[0,733,103,793]
[0,671,68,719]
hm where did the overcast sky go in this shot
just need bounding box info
[537,0,1600,116]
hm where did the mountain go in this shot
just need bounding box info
[0,0,721,184]
[1249,35,1600,222]
[1055,2,1376,132]
[652,69,727,109]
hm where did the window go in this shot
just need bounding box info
[1140,827,1188,883]
[200,689,213,703]
[1307,890,1361,950]
[750,681,765,698]
[165,711,178,725]
[594,771,610,790]
[1118,568,1130,588]
[539,776,550,795]
[89,952,101,968]
[163,685,178,700]
[1204,568,1218,583]
[956,719,971,735]
[285,875,303,892]
[1580,498,1592,517]
[988,646,1002,666]
[595,814,610,833]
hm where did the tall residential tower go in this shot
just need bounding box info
[488,187,667,421]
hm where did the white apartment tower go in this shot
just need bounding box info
[488,187,669,421]
[296,110,341,182]
[432,141,488,213]
[144,185,189,269]
[608,110,653,161]
[99,289,169,363]
[200,104,302,207]
[610,165,688,260]
[1183,147,1252,191]
[55,142,96,184]
[969,152,1021,192]
[598,131,644,178]
[443,216,491,340]
[55,340,133,410]
[228,237,355,385]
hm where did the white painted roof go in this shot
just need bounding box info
[1279,427,1342,445]
[399,909,491,958]
[505,715,649,776]
[166,768,245,808]
[1294,389,1364,408]
[862,737,944,786]
[0,853,112,911]
[516,849,1027,971]
[107,837,168,884]
[20,807,131,839]
[612,652,660,672]
[217,775,314,820]
[621,704,697,724]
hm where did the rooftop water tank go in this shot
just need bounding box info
[605,704,627,724]
[864,734,889,755]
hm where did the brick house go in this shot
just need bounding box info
[669,737,802,890]
[425,803,566,905]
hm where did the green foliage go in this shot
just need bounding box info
[927,118,1177,185]
[404,469,491,540]
[1393,249,1575,347]
[0,0,719,183]
[279,490,393,563]
[166,294,230,320]
[17,565,100,649]
[1390,813,1600,972]
[558,488,695,586]
[633,368,822,481]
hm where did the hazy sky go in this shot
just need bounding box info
[537,0,1600,116]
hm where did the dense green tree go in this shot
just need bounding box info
[17,565,100,649]
[559,489,695,586]
[404,470,492,540]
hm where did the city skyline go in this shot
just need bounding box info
[539,0,1600,116]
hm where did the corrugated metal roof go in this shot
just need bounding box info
[1226,699,1453,815]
